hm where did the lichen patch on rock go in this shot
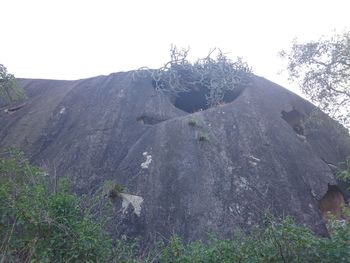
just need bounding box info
[119,193,144,217]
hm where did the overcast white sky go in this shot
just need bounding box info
[1,0,349,94]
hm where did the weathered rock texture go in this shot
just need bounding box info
[1,72,350,242]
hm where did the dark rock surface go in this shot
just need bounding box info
[1,72,350,242]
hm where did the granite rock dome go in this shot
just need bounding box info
[1,72,349,241]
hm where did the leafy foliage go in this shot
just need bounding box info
[0,150,112,262]
[280,31,350,127]
[0,64,25,103]
[153,215,350,263]
[337,156,350,184]
[136,46,252,107]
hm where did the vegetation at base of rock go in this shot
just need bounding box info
[0,149,113,262]
[135,45,252,107]
[0,64,25,103]
[1,150,350,262]
[280,30,350,128]
[157,216,350,263]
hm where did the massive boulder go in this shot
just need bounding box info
[1,72,350,242]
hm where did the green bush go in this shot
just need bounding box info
[0,64,26,103]
[0,150,112,262]
[153,215,350,263]
[337,156,350,184]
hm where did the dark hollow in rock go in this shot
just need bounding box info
[174,89,208,113]
[319,185,349,229]
[173,86,244,113]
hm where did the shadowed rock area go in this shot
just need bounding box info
[1,72,350,242]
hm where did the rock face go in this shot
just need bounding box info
[1,72,350,241]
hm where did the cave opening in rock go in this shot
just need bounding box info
[319,185,348,224]
[174,89,208,113]
[173,87,244,113]
[281,109,305,136]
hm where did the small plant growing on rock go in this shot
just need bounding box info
[198,132,209,142]
[188,118,199,127]
[107,183,126,200]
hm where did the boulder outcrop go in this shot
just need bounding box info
[1,72,349,241]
